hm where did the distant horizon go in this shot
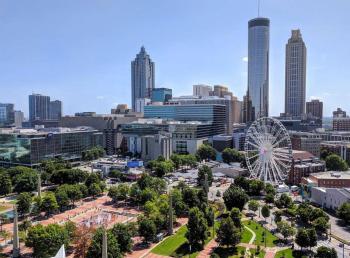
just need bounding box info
[0,0,349,117]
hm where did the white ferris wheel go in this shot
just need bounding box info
[244,117,292,184]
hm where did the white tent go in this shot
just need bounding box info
[52,245,65,258]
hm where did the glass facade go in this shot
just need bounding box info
[247,18,270,122]
[0,129,103,166]
[0,104,15,126]
[151,88,172,102]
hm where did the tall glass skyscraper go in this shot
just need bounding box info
[246,17,270,122]
[131,46,155,111]
[285,30,307,118]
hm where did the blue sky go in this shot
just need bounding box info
[0,0,349,117]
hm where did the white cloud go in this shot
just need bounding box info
[310,96,322,101]
[242,56,248,62]
[96,96,105,100]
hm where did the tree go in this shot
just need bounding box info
[337,202,350,224]
[316,246,337,258]
[154,160,174,177]
[248,179,265,196]
[221,148,243,164]
[17,192,32,216]
[50,169,88,185]
[109,169,123,181]
[310,208,329,222]
[0,172,12,196]
[276,221,296,242]
[41,192,59,215]
[196,144,216,161]
[171,188,186,216]
[26,224,69,258]
[295,229,309,250]
[86,228,121,258]
[88,183,102,198]
[265,183,276,195]
[325,154,348,171]
[197,165,213,187]
[274,210,283,224]
[73,225,95,258]
[186,207,208,247]
[233,176,250,191]
[111,223,133,253]
[82,146,105,161]
[265,193,275,204]
[204,206,215,227]
[295,228,317,250]
[229,208,242,229]
[55,188,70,210]
[108,184,129,203]
[261,205,270,221]
[307,228,318,249]
[223,185,249,211]
[248,200,259,217]
[296,202,313,223]
[275,193,293,209]
[182,187,200,210]
[216,217,241,247]
[85,173,102,187]
[13,169,38,193]
[66,184,83,206]
[170,154,182,169]
[138,216,157,243]
[313,217,329,234]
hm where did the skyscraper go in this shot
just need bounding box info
[0,103,14,126]
[29,94,50,121]
[246,17,270,122]
[131,46,155,111]
[50,100,62,120]
[306,99,323,120]
[285,29,307,118]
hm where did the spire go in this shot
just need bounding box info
[12,206,20,258]
[102,228,108,258]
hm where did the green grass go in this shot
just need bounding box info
[275,249,308,258]
[151,225,188,255]
[275,249,294,258]
[243,220,278,247]
[173,222,218,258]
[240,225,253,243]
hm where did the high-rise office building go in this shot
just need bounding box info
[285,30,307,118]
[306,99,323,120]
[50,100,62,120]
[14,111,24,127]
[0,103,15,126]
[131,46,155,111]
[246,17,270,122]
[29,94,50,121]
[193,84,212,97]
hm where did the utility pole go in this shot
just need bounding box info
[168,191,173,235]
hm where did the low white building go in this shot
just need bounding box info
[310,187,350,210]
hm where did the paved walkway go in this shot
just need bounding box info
[197,239,218,258]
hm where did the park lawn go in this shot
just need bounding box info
[241,226,253,243]
[275,248,293,258]
[151,225,188,255]
[0,206,8,212]
[172,221,219,258]
[243,220,278,247]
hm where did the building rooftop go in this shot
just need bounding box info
[311,171,350,179]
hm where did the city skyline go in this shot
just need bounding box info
[0,0,349,116]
